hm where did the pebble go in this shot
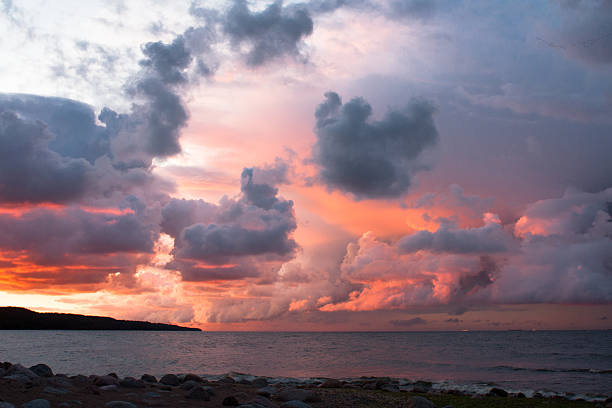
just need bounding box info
[104,402,137,408]
[407,396,436,408]
[22,400,50,408]
[280,401,312,408]
[42,386,69,395]
[277,389,320,403]
[222,396,240,406]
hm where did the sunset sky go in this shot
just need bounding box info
[0,0,611,330]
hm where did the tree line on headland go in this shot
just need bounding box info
[0,307,200,331]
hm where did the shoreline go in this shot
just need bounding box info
[1,362,610,408]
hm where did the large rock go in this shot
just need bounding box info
[140,374,157,383]
[28,364,53,378]
[159,374,180,386]
[6,364,39,380]
[186,385,211,401]
[104,402,137,408]
[119,377,145,388]
[487,387,508,397]
[182,373,203,383]
[222,396,240,406]
[22,400,50,408]
[94,375,119,387]
[179,380,200,390]
[0,402,16,408]
[256,386,278,397]
[407,396,437,408]
[277,389,320,403]
[280,401,312,408]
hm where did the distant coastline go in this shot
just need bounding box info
[0,307,200,331]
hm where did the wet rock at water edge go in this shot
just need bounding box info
[22,400,50,408]
[407,396,436,408]
[186,385,211,401]
[159,374,180,386]
[119,377,145,388]
[318,379,343,388]
[182,373,203,383]
[140,374,156,383]
[94,375,119,387]
[252,377,268,387]
[28,364,53,378]
[487,387,508,397]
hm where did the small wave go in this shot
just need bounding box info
[494,365,612,374]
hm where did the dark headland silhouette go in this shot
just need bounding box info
[0,307,201,331]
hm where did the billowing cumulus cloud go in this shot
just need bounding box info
[323,188,612,312]
[162,166,298,282]
[312,92,438,199]
[223,0,314,66]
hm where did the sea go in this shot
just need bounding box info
[0,330,610,399]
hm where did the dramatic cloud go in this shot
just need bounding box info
[223,0,314,66]
[162,166,298,282]
[323,188,612,312]
[312,92,438,199]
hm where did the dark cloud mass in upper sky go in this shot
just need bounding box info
[312,91,438,199]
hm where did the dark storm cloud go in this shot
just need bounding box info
[162,166,298,280]
[140,36,193,84]
[223,0,314,66]
[397,218,510,254]
[0,93,111,163]
[0,207,155,265]
[0,110,91,203]
[312,91,438,199]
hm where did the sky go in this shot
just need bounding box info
[0,0,611,331]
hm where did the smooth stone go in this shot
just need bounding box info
[43,386,69,395]
[179,380,200,390]
[256,386,277,397]
[280,401,312,408]
[28,364,53,378]
[277,389,320,403]
[22,400,50,408]
[119,377,145,388]
[318,379,343,388]
[142,392,161,399]
[202,386,216,397]
[94,375,119,386]
[159,374,180,386]
[186,385,211,401]
[140,374,156,383]
[248,396,276,408]
[407,396,436,408]
[0,402,16,408]
[487,387,508,397]
[252,377,268,388]
[223,396,240,406]
[104,402,137,408]
[106,373,119,379]
[6,365,39,380]
[99,385,119,392]
[182,373,203,383]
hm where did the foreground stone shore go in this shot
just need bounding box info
[0,362,609,408]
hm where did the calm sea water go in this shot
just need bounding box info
[0,331,610,397]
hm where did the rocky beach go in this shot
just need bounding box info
[0,362,609,408]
